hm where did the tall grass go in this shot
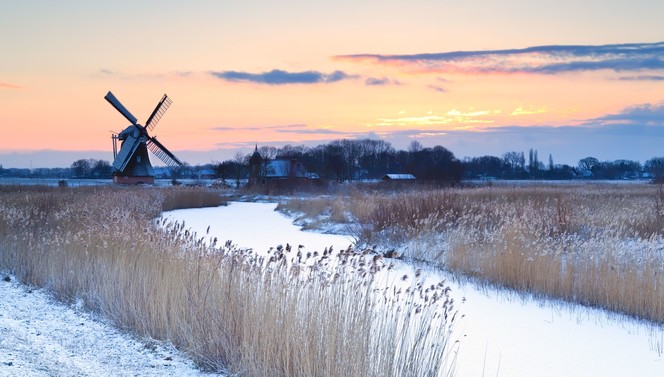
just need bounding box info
[277,183,664,324]
[0,185,457,376]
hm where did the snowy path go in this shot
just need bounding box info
[0,276,217,377]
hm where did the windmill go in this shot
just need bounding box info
[104,91,183,184]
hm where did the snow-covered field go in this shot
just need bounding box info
[165,202,664,377]
[2,200,662,376]
[0,277,217,377]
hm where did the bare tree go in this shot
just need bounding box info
[408,140,423,153]
[233,151,248,188]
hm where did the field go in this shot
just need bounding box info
[276,182,664,324]
[0,185,456,376]
[1,182,663,376]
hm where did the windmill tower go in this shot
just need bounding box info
[104,91,183,184]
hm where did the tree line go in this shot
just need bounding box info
[212,140,664,183]
[1,139,663,182]
[212,139,464,183]
[464,149,664,180]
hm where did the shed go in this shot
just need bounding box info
[382,173,416,181]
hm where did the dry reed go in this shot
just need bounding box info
[277,182,664,324]
[0,185,457,376]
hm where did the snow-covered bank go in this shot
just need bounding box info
[0,276,218,377]
[165,202,664,377]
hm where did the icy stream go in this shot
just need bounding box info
[164,202,664,377]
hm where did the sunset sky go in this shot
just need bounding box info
[1,1,663,168]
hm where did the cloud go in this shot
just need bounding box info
[364,77,401,86]
[617,75,664,81]
[427,85,446,93]
[276,127,346,135]
[585,103,664,127]
[205,102,664,165]
[94,69,192,80]
[511,107,547,116]
[369,123,664,165]
[0,82,21,89]
[212,124,305,132]
[335,41,664,75]
[372,109,495,128]
[212,123,348,136]
[210,69,356,85]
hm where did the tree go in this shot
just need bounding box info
[578,157,600,177]
[528,149,534,171]
[528,148,540,173]
[405,145,462,182]
[645,157,664,181]
[322,142,347,181]
[91,160,112,178]
[258,145,278,160]
[464,156,504,178]
[501,151,527,178]
[232,151,248,188]
[503,152,521,172]
[71,159,92,178]
[408,140,423,153]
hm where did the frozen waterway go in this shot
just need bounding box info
[165,202,664,377]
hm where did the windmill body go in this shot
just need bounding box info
[105,91,182,184]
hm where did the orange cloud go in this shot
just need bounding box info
[0,82,21,89]
[511,107,547,116]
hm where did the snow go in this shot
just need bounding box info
[165,202,664,377]
[2,201,662,376]
[0,277,218,377]
[165,202,355,254]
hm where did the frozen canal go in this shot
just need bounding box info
[165,202,664,377]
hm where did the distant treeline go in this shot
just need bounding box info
[2,139,664,182]
[212,139,664,183]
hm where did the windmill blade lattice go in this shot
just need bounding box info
[145,94,172,131]
[147,137,182,167]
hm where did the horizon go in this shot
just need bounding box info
[0,135,660,170]
[2,2,663,169]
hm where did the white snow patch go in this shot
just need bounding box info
[0,277,220,377]
[164,202,354,254]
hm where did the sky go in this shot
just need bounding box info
[1,0,663,168]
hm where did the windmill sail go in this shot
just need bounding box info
[105,90,182,184]
[113,134,141,171]
[147,137,182,167]
[104,91,138,125]
[145,94,172,131]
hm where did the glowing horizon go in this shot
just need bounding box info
[1,1,664,168]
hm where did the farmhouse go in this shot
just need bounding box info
[263,159,313,180]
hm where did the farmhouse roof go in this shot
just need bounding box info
[382,173,416,180]
[263,159,309,178]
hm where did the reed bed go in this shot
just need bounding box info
[0,185,457,376]
[277,182,664,324]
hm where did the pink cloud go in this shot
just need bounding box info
[0,82,21,89]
